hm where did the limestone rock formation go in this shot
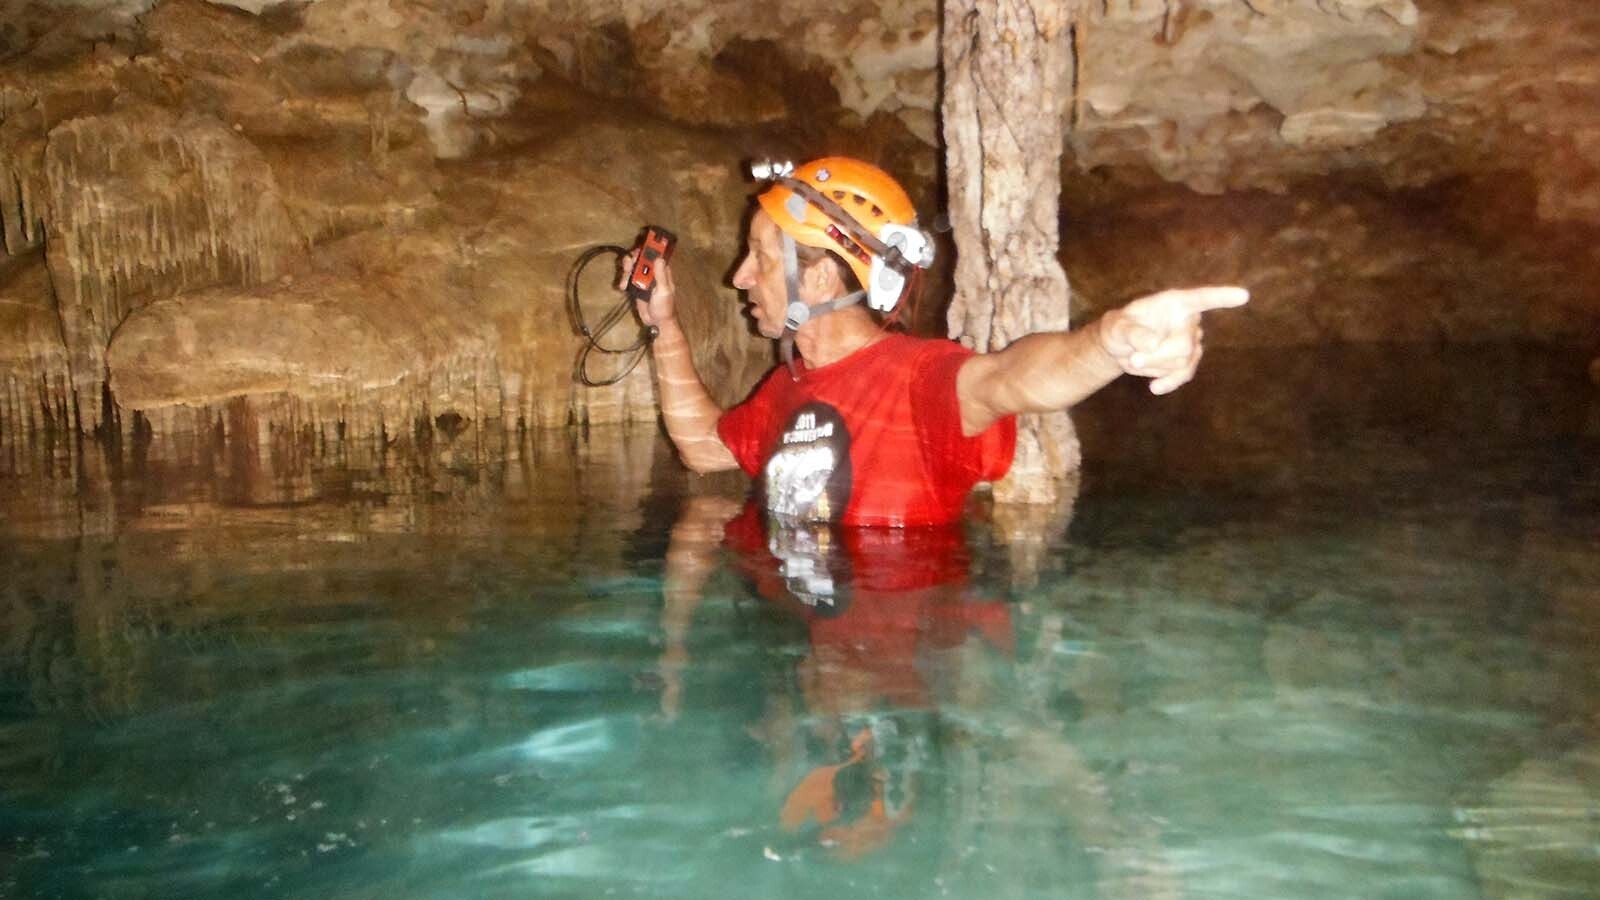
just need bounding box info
[93,112,774,440]
[0,0,775,444]
[0,0,1595,449]
[1061,176,1600,346]
[941,0,1079,505]
[0,257,70,438]
[1055,0,1599,354]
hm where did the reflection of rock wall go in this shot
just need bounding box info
[0,418,671,717]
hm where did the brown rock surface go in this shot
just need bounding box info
[0,254,72,437]
[0,0,1596,444]
[1,1,776,441]
[1062,174,1600,346]
[103,112,772,438]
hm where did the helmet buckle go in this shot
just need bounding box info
[785,301,812,332]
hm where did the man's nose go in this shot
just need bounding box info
[731,255,755,290]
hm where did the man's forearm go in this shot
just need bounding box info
[651,318,740,472]
[958,318,1124,436]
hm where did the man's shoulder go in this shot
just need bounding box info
[878,332,970,363]
[892,334,977,382]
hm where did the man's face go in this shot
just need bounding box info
[731,210,792,339]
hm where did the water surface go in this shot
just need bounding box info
[3,346,1597,899]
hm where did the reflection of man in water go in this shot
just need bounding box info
[766,519,841,609]
[659,497,1014,859]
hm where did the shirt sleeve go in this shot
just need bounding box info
[716,367,783,477]
[912,342,1016,486]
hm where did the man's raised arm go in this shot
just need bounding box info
[955,287,1250,437]
[626,253,740,473]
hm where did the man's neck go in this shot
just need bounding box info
[792,305,885,369]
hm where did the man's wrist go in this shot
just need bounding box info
[652,316,687,347]
[1081,315,1126,378]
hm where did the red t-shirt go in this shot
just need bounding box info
[716,333,1017,527]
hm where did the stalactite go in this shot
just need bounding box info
[1,375,19,453]
[1,84,48,259]
[38,109,298,435]
[2,168,22,254]
[16,375,30,442]
[24,380,39,445]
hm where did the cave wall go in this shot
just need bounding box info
[1058,0,1600,347]
[0,0,788,443]
[0,0,1595,446]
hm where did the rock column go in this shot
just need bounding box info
[941,0,1083,503]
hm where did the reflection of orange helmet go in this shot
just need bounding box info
[756,157,921,298]
[778,722,917,861]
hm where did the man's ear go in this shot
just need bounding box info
[803,258,843,297]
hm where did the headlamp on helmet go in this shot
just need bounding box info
[749,159,796,181]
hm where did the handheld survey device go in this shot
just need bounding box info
[567,225,677,387]
[625,226,676,304]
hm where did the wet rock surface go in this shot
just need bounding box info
[0,20,776,440]
[0,0,1596,443]
[1061,174,1600,345]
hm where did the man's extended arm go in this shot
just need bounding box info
[956,286,1249,437]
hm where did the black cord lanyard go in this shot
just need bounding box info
[566,244,657,387]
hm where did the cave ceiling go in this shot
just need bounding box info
[5,0,1593,211]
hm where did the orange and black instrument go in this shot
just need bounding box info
[625,226,676,304]
[566,225,677,387]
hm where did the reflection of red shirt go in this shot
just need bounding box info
[722,503,1015,707]
[717,334,1017,527]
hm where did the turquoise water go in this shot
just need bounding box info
[3,347,1598,899]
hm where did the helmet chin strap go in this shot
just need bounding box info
[778,232,864,380]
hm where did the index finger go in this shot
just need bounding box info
[1150,286,1250,314]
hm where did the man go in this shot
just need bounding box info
[630,157,1248,527]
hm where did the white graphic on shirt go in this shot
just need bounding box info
[766,444,836,519]
[763,403,854,611]
[763,403,852,523]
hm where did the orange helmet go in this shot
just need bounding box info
[753,157,934,314]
